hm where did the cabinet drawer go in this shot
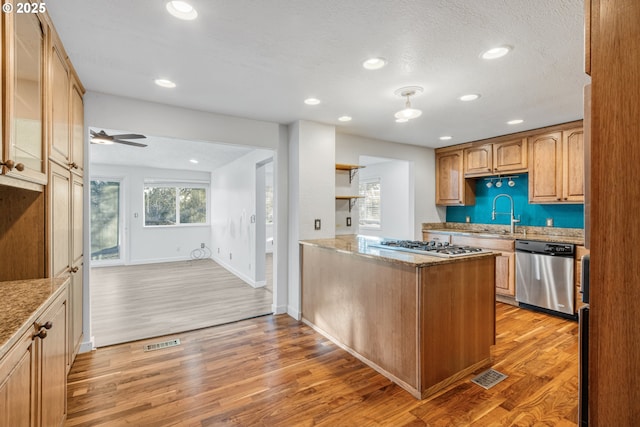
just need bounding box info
[451,235,515,252]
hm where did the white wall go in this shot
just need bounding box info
[210,149,274,287]
[288,120,335,319]
[91,164,211,264]
[335,132,444,239]
[358,160,412,239]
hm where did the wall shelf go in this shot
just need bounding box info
[336,195,363,212]
[336,163,366,183]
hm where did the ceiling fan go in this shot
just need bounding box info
[90,130,148,147]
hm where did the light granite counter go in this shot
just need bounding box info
[300,234,497,267]
[0,277,69,360]
[422,223,585,246]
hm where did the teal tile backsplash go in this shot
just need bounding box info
[446,175,584,228]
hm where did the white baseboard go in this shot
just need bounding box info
[272,304,287,314]
[79,337,95,353]
[211,255,261,288]
[287,306,301,320]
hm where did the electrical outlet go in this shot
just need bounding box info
[314,219,321,230]
[201,243,205,248]
[229,253,232,260]
[217,248,220,253]
[346,217,351,227]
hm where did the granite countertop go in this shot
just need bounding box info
[0,277,69,360]
[422,223,585,246]
[300,234,497,267]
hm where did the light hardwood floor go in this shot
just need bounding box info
[67,303,579,426]
[91,259,273,347]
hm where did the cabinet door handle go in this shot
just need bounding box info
[32,329,47,340]
[69,162,78,169]
[71,266,79,273]
[1,160,25,171]
[36,321,53,330]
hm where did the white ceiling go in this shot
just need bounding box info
[89,127,253,172]
[47,0,588,154]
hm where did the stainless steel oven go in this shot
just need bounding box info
[515,240,575,317]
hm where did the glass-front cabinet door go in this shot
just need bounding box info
[1,12,47,185]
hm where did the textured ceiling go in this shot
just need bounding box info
[47,0,588,151]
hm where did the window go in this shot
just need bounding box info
[359,178,381,228]
[144,184,207,226]
[90,180,121,261]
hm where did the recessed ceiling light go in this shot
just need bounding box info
[459,94,480,102]
[507,119,524,125]
[338,116,352,122]
[439,136,453,141]
[189,159,199,164]
[395,118,409,123]
[166,1,198,20]
[481,45,512,60]
[362,57,387,70]
[155,78,176,88]
[304,98,321,105]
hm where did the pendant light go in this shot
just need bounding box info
[394,86,423,121]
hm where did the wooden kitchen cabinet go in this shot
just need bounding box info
[69,173,84,363]
[0,283,68,427]
[528,128,584,203]
[38,290,68,427]
[48,161,71,278]
[562,128,585,202]
[423,232,517,299]
[464,144,493,175]
[464,139,527,177]
[1,11,48,190]
[0,327,37,427]
[49,39,70,167]
[70,78,84,176]
[435,148,475,206]
[494,251,516,297]
[46,32,85,365]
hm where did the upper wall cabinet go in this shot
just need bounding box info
[1,11,48,189]
[436,149,475,206]
[464,139,527,177]
[70,77,84,176]
[49,37,70,167]
[528,128,584,203]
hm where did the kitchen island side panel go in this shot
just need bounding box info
[301,244,419,389]
[420,257,496,391]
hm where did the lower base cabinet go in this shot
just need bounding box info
[0,328,36,427]
[0,284,68,427]
[423,232,517,298]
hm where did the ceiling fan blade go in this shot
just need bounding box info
[110,133,146,140]
[113,139,148,147]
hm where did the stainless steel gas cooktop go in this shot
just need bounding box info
[369,240,491,258]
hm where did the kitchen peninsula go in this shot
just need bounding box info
[300,235,497,399]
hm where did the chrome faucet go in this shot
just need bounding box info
[491,193,521,233]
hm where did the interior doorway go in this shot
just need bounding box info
[255,158,274,292]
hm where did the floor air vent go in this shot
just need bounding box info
[471,368,508,389]
[143,338,181,352]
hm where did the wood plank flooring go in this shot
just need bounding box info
[67,303,579,426]
[91,259,273,347]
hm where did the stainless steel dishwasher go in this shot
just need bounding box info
[515,240,575,318]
